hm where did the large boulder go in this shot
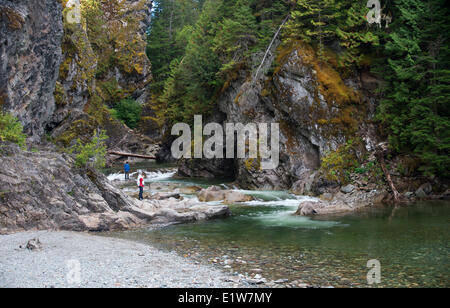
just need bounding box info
[125,197,231,224]
[197,186,223,202]
[197,186,254,203]
[0,142,138,234]
[0,143,233,234]
[294,202,318,216]
[340,184,356,194]
[152,204,231,224]
[415,183,433,198]
[293,188,389,216]
[223,191,255,203]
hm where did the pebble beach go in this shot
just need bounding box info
[0,231,243,288]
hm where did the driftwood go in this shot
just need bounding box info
[107,151,156,160]
[375,143,401,202]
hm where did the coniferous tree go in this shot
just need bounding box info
[376,0,450,177]
[213,0,258,77]
[283,0,378,65]
[284,0,344,56]
[161,0,223,124]
[147,0,204,94]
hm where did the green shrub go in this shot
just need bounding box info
[108,107,119,121]
[321,139,361,184]
[0,112,27,148]
[70,130,108,169]
[354,167,367,175]
[112,99,142,129]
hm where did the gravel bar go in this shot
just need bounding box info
[0,231,243,288]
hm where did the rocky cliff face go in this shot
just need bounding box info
[1,0,156,151]
[0,0,63,142]
[0,0,162,233]
[49,0,155,151]
[0,141,139,234]
[179,41,378,191]
[0,141,230,234]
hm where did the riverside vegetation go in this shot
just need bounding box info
[148,0,449,181]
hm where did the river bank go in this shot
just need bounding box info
[108,200,449,288]
[0,231,245,288]
[1,160,448,288]
[104,164,449,288]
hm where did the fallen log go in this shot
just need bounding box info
[107,151,156,160]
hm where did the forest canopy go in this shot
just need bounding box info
[146,0,449,178]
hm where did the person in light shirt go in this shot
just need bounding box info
[137,171,145,201]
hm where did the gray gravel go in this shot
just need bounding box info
[0,231,244,288]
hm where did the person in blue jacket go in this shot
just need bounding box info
[124,161,130,180]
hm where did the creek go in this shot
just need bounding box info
[104,162,449,288]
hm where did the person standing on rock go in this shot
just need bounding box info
[137,171,145,201]
[124,161,130,180]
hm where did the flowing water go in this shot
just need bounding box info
[105,163,450,288]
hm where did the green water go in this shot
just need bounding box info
[106,165,450,288]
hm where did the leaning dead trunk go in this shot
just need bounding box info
[253,15,290,81]
[375,143,401,202]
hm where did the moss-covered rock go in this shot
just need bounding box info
[50,0,157,148]
[179,39,377,190]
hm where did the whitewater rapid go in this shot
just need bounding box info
[107,171,177,182]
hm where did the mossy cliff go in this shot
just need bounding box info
[179,39,378,190]
[50,0,156,148]
[1,0,156,148]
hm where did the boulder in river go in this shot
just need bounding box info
[151,193,182,200]
[197,187,254,203]
[26,238,42,251]
[176,186,202,194]
[223,191,254,203]
[293,187,390,216]
[294,202,319,216]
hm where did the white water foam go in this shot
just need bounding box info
[107,172,137,182]
[233,190,319,208]
[242,198,318,208]
[252,211,342,229]
[144,171,176,182]
[107,171,176,182]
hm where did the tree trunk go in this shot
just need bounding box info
[375,143,401,202]
[253,15,290,81]
[108,151,156,160]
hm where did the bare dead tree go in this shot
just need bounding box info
[253,15,290,81]
[375,142,401,202]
